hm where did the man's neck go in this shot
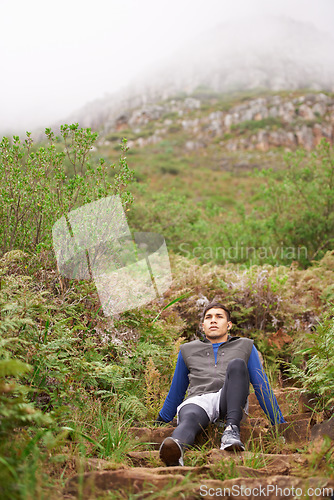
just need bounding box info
[205,334,229,344]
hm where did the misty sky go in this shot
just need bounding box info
[1,0,333,134]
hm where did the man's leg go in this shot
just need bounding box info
[159,403,210,466]
[219,358,249,426]
[219,358,249,451]
[173,403,210,445]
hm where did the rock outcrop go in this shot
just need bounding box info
[100,92,334,152]
[63,16,334,145]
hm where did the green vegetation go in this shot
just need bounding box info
[256,139,334,265]
[289,308,334,411]
[0,248,182,498]
[0,124,134,255]
[2,242,333,496]
[1,90,334,497]
[231,117,283,132]
[125,138,333,268]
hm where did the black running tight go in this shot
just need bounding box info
[219,357,249,427]
[171,403,210,446]
[172,358,249,447]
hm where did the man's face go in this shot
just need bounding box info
[202,307,232,343]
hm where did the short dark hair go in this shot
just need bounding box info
[201,302,231,322]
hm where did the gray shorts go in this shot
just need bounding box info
[176,390,222,424]
[176,390,249,424]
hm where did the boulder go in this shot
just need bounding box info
[256,130,270,151]
[298,104,315,120]
[296,126,314,150]
[278,101,295,122]
[312,102,327,117]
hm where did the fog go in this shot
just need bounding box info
[1,0,333,135]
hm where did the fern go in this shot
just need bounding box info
[0,339,51,433]
[289,310,334,408]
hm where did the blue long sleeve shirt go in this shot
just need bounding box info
[159,343,286,425]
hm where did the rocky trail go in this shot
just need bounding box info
[63,387,334,499]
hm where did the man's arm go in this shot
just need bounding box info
[248,345,286,425]
[157,351,189,423]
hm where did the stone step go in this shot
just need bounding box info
[127,450,160,467]
[243,412,311,429]
[277,419,311,444]
[128,449,307,477]
[248,388,315,417]
[311,416,334,441]
[127,447,309,476]
[129,426,172,448]
[64,468,187,499]
[284,412,313,422]
[207,450,309,475]
[245,420,312,452]
[129,418,312,454]
[246,418,311,445]
[63,468,334,499]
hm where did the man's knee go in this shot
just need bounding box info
[226,358,248,375]
[178,404,210,427]
[180,410,201,423]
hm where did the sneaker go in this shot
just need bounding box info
[220,424,245,451]
[159,437,184,466]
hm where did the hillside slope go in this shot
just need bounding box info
[64,16,334,133]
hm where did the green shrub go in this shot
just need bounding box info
[0,125,133,256]
[256,139,334,266]
[106,129,137,141]
[231,117,283,132]
[0,335,52,500]
[168,124,182,134]
[0,339,52,433]
[288,309,334,411]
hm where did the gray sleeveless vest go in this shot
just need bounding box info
[180,336,253,399]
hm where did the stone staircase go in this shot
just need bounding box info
[63,387,334,499]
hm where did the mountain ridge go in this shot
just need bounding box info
[62,16,334,133]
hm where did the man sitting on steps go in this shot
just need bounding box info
[156,302,286,466]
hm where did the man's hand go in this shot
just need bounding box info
[154,413,168,426]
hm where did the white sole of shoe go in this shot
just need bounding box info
[159,437,182,466]
[220,442,245,452]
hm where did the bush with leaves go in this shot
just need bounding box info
[0,335,53,500]
[0,270,130,413]
[289,309,334,412]
[0,249,184,497]
[0,124,134,256]
[0,339,52,433]
[127,139,333,268]
[0,250,182,422]
[256,138,334,266]
[192,139,334,268]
